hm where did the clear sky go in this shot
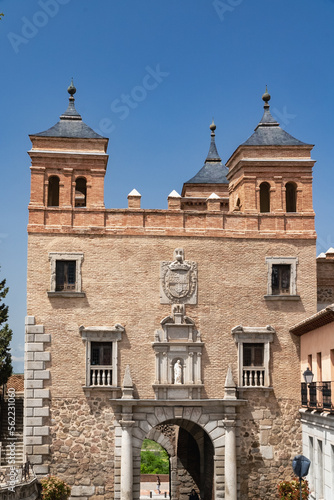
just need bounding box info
[1,0,334,372]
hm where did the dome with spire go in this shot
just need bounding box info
[183,120,229,185]
[242,87,308,146]
[33,80,106,139]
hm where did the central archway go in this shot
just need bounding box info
[136,418,215,500]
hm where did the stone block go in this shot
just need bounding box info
[34,351,51,361]
[25,426,33,436]
[33,426,50,436]
[29,455,43,465]
[25,436,43,445]
[33,444,50,454]
[71,486,95,496]
[34,389,50,398]
[28,361,45,370]
[25,389,34,398]
[33,465,50,475]
[25,370,34,380]
[27,326,44,334]
[25,407,34,417]
[35,333,51,342]
[25,380,44,389]
[25,316,35,325]
[26,334,35,343]
[34,370,50,380]
[25,417,43,426]
[25,352,34,361]
[25,398,43,408]
[34,407,50,417]
[26,343,44,352]
[260,445,273,460]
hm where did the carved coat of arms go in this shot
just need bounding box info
[160,248,197,304]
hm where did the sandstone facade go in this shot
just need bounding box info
[25,87,317,499]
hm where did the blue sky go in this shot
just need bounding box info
[1,0,334,372]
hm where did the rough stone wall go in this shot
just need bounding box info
[238,391,302,499]
[49,396,116,499]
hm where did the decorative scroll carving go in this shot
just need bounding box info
[160,248,198,304]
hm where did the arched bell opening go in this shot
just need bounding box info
[259,182,271,213]
[285,181,297,212]
[75,177,87,207]
[47,175,60,207]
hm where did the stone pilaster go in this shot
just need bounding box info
[224,418,237,500]
[120,414,134,500]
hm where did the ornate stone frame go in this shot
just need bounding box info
[232,325,275,388]
[265,256,299,300]
[48,252,85,297]
[79,325,124,394]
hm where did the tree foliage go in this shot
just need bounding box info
[0,270,13,385]
[140,439,169,474]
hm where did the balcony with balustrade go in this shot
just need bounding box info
[301,381,334,412]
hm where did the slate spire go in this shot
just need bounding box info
[241,87,307,146]
[60,78,82,120]
[205,119,221,162]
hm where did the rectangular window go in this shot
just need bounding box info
[265,256,298,298]
[309,436,314,494]
[232,325,274,389]
[272,264,290,295]
[80,326,124,390]
[90,342,113,386]
[308,354,313,372]
[56,260,76,291]
[317,439,324,499]
[49,252,84,296]
[242,343,265,387]
[91,342,112,366]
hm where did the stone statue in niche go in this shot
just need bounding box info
[160,248,198,304]
[174,359,182,384]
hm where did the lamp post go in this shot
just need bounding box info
[303,367,314,385]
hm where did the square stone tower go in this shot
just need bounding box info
[25,84,316,500]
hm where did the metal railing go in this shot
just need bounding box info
[301,381,333,411]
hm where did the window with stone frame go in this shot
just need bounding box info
[90,342,113,386]
[265,256,299,299]
[232,325,275,388]
[56,260,76,291]
[48,252,84,297]
[80,325,124,389]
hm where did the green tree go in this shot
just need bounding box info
[140,440,169,474]
[0,270,13,385]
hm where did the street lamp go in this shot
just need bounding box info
[303,367,314,385]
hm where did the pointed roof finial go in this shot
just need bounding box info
[67,78,76,97]
[210,118,216,135]
[262,85,271,107]
[206,119,221,162]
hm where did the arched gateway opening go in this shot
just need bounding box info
[137,419,215,500]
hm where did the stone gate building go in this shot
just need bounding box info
[24,84,317,499]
